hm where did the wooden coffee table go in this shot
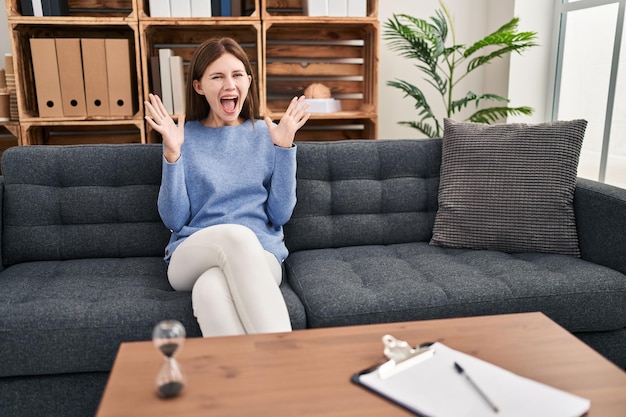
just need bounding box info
[95,312,626,416]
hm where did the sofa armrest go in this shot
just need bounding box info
[574,178,626,275]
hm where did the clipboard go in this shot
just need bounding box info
[352,336,591,417]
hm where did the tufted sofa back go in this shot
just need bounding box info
[0,139,442,266]
[1,144,170,267]
[284,139,442,252]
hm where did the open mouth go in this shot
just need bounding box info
[220,97,238,113]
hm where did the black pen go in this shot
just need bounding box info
[454,361,499,413]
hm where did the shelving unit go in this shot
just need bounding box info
[5,0,378,144]
[261,0,377,19]
[0,121,20,141]
[0,121,20,172]
[261,0,378,140]
[137,0,262,143]
[19,120,144,145]
[5,0,143,144]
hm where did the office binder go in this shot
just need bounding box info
[30,0,44,16]
[352,336,590,417]
[105,38,135,116]
[220,0,231,16]
[230,0,241,17]
[190,0,212,17]
[170,0,191,17]
[210,0,220,16]
[0,90,9,122]
[169,55,185,115]
[4,54,13,77]
[0,70,8,121]
[21,0,65,16]
[81,38,110,116]
[42,0,69,16]
[347,0,366,17]
[304,0,328,16]
[149,56,162,98]
[55,38,87,117]
[29,38,64,117]
[20,0,34,16]
[328,0,347,16]
[149,0,171,17]
[158,48,174,114]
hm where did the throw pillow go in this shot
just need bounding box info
[430,118,587,256]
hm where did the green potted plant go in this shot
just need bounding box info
[384,1,539,138]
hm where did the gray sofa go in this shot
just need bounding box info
[0,139,624,417]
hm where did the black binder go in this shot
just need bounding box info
[20,0,33,16]
[43,0,69,16]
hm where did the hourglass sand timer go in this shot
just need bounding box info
[152,320,186,398]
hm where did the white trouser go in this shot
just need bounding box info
[167,224,292,337]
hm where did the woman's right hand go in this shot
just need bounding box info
[145,93,185,162]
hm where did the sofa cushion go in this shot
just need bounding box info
[285,242,626,331]
[1,144,170,266]
[0,257,202,378]
[285,139,441,252]
[430,119,586,256]
[0,256,308,378]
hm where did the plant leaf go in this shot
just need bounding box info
[384,7,537,136]
[464,18,536,56]
[468,106,534,124]
[463,18,538,73]
[398,121,441,138]
[387,79,438,119]
[466,40,537,73]
[450,92,511,114]
[384,14,447,65]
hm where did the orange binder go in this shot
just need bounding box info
[55,38,87,117]
[105,38,135,116]
[29,38,64,117]
[81,38,110,116]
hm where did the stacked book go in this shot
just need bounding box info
[20,0,69,16]
[304,0,367,16]
[151,49,186,115]
[149,0,245,17]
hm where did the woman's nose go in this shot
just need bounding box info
[223,76,236,89]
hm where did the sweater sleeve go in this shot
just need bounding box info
[266,145,297,227]
[157,155,191,232]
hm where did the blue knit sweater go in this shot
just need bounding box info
[158,119,297,263]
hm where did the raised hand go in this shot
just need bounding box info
[145,93,185,162]
[264,95,310,148]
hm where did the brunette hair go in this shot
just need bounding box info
[185,37,259,122]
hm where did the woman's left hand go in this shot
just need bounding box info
[265,96,310,148]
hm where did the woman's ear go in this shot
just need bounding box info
[192,79,203,95]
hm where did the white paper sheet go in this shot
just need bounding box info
[356,342,590,417]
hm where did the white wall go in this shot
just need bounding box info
[507,0,555,123]
[0,1,552,138]
[378,0,554,138]
[482,0,515,106]
[379,0,506,138]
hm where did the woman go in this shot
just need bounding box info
[145,37,310,337]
